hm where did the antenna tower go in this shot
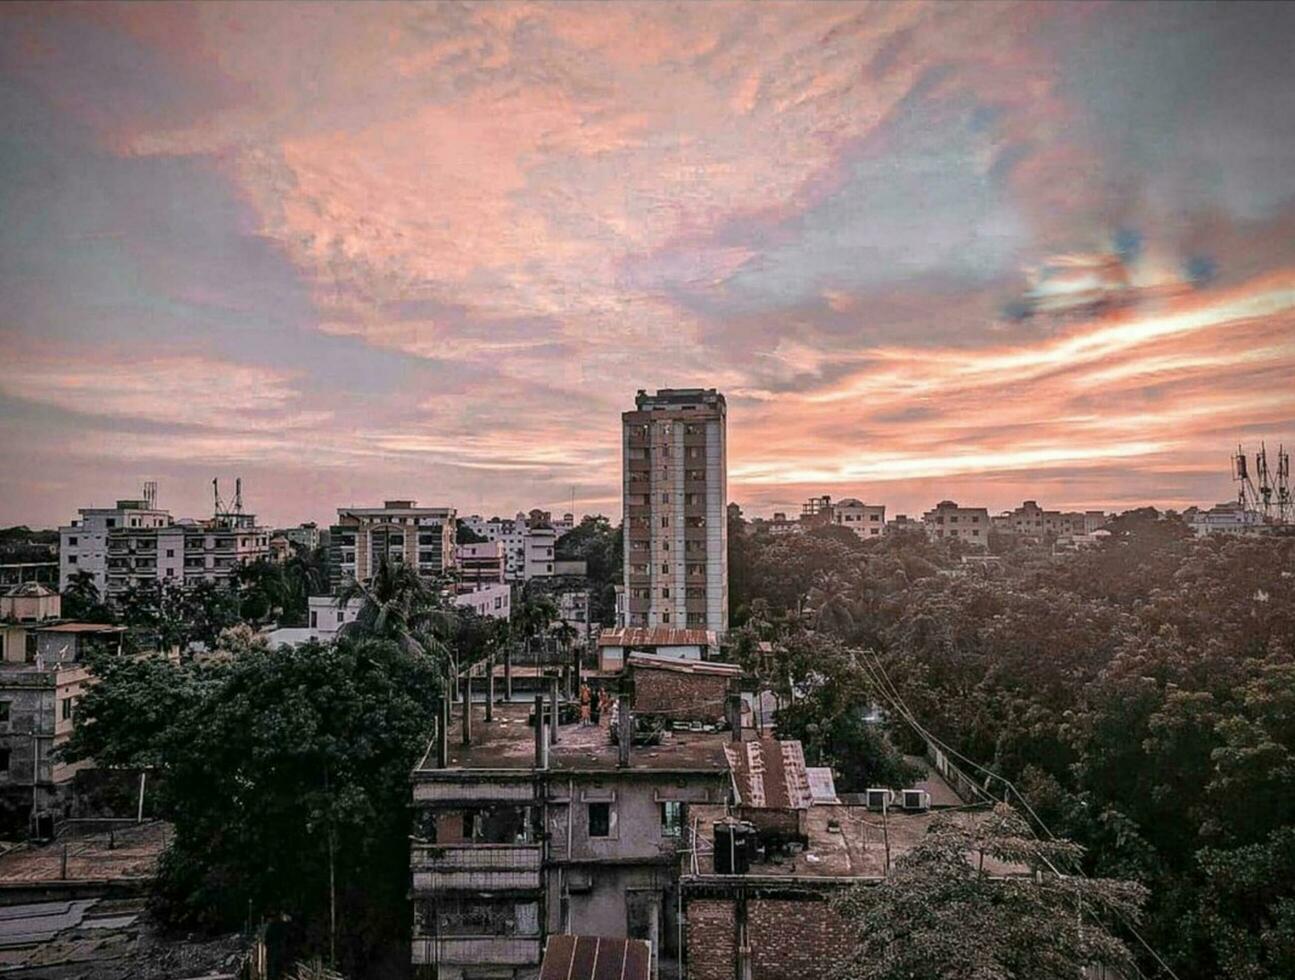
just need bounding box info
[234,477,244,515]
[1232,446,1261,513]
[142,480,158,510]
[1278,446,1292,524]
[212,477,225,517]
[1256,443,1274,519]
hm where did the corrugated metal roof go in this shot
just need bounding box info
[540,934,651,980]
[806,766,840,804]
[627,654,742,676]
[597,627,716,648]
[725,738,813,809]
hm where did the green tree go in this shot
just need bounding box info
[61,570,115,623]
[831,805,1147,980]
[62,636,441,973]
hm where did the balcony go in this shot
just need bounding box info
[411,844,541,892]
[411,936,540,967]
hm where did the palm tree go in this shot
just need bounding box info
[337,559,455,682]
[552,620,579,688]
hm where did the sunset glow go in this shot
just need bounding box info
[2,1,1292,524]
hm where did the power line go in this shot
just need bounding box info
[851,647,1181,980]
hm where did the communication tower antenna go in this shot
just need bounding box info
[1278,445,1292,524]
[1232,445,1260,512]
[213,477,225,517]
[234,477,244,515]
[142,480,158,510]
[1256,443,1274,519]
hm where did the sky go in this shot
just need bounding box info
[1,1,1293,529]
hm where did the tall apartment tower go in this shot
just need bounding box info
[622,388,728,634]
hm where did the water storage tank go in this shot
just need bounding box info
[713,819,756,874]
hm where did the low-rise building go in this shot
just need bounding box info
[921,500,990,544]
[832,498,886,539]
[1,583,62,623]
[278,522,321,551]
[1186,501,1267,536]
[453,582,512,621]
[409,656,742,979]
[461,513,562,582]
[455,542,507,592]
[0,621,125,826]
[596,628,720,673]
[885,514,921,534]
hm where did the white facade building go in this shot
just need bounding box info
[832,499,886,539]
[921,500,990,544]
[59,499,171,593]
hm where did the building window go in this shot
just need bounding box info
[588,802,611,838]
[61,697,74,722]
[0,748,9,774]
[661,801,684,838]
[310,611,318,628]
[68,555,77,564]
[0,702,9,724]
[336,611,344,624]
[662,587,670,599]
[661,516,669,528]
[662,611,671,623]
[661,563,669,574]
[68,537,78,546]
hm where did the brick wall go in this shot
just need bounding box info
[633,668,728,724]
[748,898,850,980]
[685,895,850,980]
[685,898,736,980]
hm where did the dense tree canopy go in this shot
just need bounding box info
[63,635,441,976]
[729,512,1295,980]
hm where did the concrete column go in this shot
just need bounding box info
[437,694,450,768]
[617,693,632,768]
[461,673,472,746]
[534,695,549,770]
[548,676,560,745]
[485,659,495,722]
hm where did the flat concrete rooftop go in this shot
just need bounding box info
[687,802,1024,879]
[417,701,733,774]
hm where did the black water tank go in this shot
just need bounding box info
[713,819,755,874]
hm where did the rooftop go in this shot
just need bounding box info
[0,822,167,884]
[35,623,128,635]
[725,739,813,809]
[687,802,1023,880]
[417,701,733,774]
[598,628,717,648]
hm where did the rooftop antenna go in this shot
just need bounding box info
[234,477,244,515]
[212,477,225,517]
[1256,443,1274,519]
[1233,446,1260,514]
[142,480,158,510]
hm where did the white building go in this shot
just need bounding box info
[460,513,561,583]
[921,500,990,544]
[104,514,271,599]
[452,582,512,620]
[307,582,511,642]
[832,499,886,539]
[1187,501,1266,536]
[59,498,171,593]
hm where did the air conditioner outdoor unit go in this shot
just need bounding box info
[901,789,931,811]
[865,788,893,810]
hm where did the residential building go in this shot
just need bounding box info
[59,498,171,593]
[453,582,512,621]
[409,655,742,979]
[766,512,800,537]
[994,500,1095,540]
[104,512,270,601]
[832,498,886,538]
[622,388,728,634]
[1185,501,1267,536]
[328,501,456,591]
[921,500,990,544]
[885,514,922,534]
[278,522,321,551]
[799,495,833,525]
[461,513,563,583]
[0,621,125,826]
[0,583,61,623]
[268,534,293,563]
[455,542,506,592]
[0,563,58,590]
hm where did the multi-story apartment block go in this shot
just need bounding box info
[622,389,728,634]
[103,512,270,600]
[277,522,321,551]
[454,542,507,592]
[328,501,456,592]
[59,498,171,593]
[921,500,990,543]
[460,513,562,583]
[993,500,1101,540]
[832,498,886,538]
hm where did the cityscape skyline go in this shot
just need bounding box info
[3,3,1294,528]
